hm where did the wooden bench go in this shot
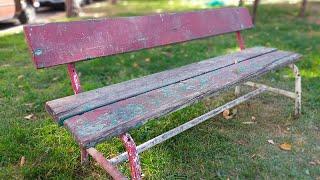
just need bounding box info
[24,7,302,179]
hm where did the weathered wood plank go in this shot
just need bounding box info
[64,51,301,147]
[23,7,253,68]
[46,47,276,124]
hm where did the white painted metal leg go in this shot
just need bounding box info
[235,86,241,97]
[108,87,266,165]
[290,64,301,116]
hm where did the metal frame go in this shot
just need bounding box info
[64,33,302,179]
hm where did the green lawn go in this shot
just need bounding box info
[0,1,319,179]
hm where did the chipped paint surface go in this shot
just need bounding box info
[23,7,253,68]
[64,51,301,147]
[120,133,142,180]
[47,47,277,124]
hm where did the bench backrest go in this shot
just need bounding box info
[24,7,253,69]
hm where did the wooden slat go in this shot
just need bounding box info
[64,51,301,148]
[23,7,253,68]
[46,47,276,124]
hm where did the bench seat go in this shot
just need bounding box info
[45,47,301,148]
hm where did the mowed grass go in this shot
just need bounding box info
[0,1,320,179]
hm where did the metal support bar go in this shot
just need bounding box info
[67,63,82,94]
[80,147,89,164]
[87,148,127,180]
[235,31,245,97]
[109,87,266,165]
[290,64,301,116]
[244,81,296,99]
[244,63,301,117]
[67,63,89,164]
[120,133,142,180]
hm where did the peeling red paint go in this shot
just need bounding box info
[23,7,253,68]
[120,133,142,180]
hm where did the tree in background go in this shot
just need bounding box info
[298,0,307,17]
[65,0,80,17]
[252,0,260,24]
[238,0,244,6]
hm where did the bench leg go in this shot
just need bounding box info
[234,86,241,97]
[290,64,301,117]
[86,148,126,179]
[81,147,89,164]
[120,133,142,180]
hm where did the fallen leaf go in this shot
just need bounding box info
[267,139,275,145]
[223,109,232,120]
[236,139,248,146]
[144,58,151,62]
[222,108,237,120]
[133,62,139,68]
[24,114,34,120]
[20,156,25,166]
[18,75,24,80]
[309,161,317,166]
[242,121,255,124]
[310,160,320,166]
[24,103,34,108]
[279,143,292,151]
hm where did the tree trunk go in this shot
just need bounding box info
[298,0,307,17]
[252,0,260,24]
[239,0,244,6]
[65,0,80,17]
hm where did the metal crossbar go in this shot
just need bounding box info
[109,87,266,165]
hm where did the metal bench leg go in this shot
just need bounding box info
[290,64,301,117]
[120,133,142,180]
[81,147,89,164]
[86,148,126,179]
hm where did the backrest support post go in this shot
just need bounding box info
[67,63,82,94]
[235,31,245,50]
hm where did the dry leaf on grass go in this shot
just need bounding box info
[18,75,24,80]
[222,108,237,120]
[144,58,151,62]
[24,114,35,120]
[242,121,256,124]
[279,143,292,151]
[309,160,320,166]
[20,156,25,166]
[267,139,275,145]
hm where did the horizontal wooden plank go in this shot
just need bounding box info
[46,47,276,124]
[23,7,253,68]
[64,51,301,147]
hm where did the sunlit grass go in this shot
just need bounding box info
[0,1,319,179]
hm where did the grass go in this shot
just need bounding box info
[0,0,320,179]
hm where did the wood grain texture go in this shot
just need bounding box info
[23,7,253,68]
[46,47,276,125]
[63,51,301,147]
